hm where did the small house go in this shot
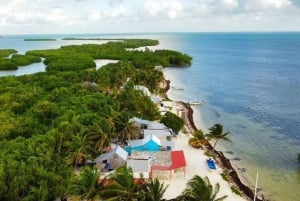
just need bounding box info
[127,134,161,153]
[95,146,128,172]
[127,157,151,178]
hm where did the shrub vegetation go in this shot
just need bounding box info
[11,54,41,66]
[0,49,17,58]
[160,111,184,133]
[0,39,192,200]
[0,59,18,70]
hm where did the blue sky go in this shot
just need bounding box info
[0,0,299,34]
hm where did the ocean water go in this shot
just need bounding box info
[1,33,300,201]
[160,33,300,201]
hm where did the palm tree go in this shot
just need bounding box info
[58,111,81,137]
[189,129,209,149]
[143,178,168,201]
[121,120,139,141]
[65,127,93,168]
[206,124,231,150]
[106,107,121,135]
[101,166,146,201]
[27,180,49,201]
[178,175,227,201]
[118,113,139,143]
[68,166,105,201]
[46,128,68,155]
[88,122,112,154]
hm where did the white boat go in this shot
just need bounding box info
[171,86,184,90]
[188,100,204,105]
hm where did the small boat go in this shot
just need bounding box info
[188,100,204,105]
[206,158,217,170]
[171,86,184,90]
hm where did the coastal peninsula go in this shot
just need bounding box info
[0,39,190,200]
[0,38,259,201]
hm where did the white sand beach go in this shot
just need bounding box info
[159,102,248,201]
[161,133,247,201]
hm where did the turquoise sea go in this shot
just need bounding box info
[1,33,300,201]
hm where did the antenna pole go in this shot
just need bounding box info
[254,171,258,201]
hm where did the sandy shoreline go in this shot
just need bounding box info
[161,79,265,201]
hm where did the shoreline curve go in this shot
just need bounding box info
[163,78,265,201]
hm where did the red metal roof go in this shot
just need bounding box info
[170,150,186,169]
[150,150,186,179]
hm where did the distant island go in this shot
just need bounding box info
[62,37,121,41]
[24,38,56,41]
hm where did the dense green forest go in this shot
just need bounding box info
[0,49,42,70]
[0,39,192,200]
[11,54,42,66]
[0,49,18,70]
[0,59,18,70]
[0,49,17,57]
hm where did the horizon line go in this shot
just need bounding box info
[2,31,300,36]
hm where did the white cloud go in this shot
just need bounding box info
[168,1,183,19]
[88,10,101,21]
[0,0,299,34]
[262,0,292,9]
[44,7,81,26]
[0,0,25,18]
[221,0,239,10]
[45,8,63,22]
[188,2,212,16]
[245,0,292,11]
[144,1,164,16]
[144,0,183,20]
[108,0,123,7]
[110,5,128,18]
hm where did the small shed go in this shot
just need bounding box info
[95,146,128,171]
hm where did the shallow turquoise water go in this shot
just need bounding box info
[160,33,300,201]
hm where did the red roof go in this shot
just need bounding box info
[150,150,186,179]
[170,150,186,169]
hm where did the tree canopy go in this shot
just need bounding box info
[0,49,17,57]
[178,175,227,201]
[206,124,231,150]
[0,49,42,70]
[160,111,184,133]
[0,39,192,200]
[11,54,41,66]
